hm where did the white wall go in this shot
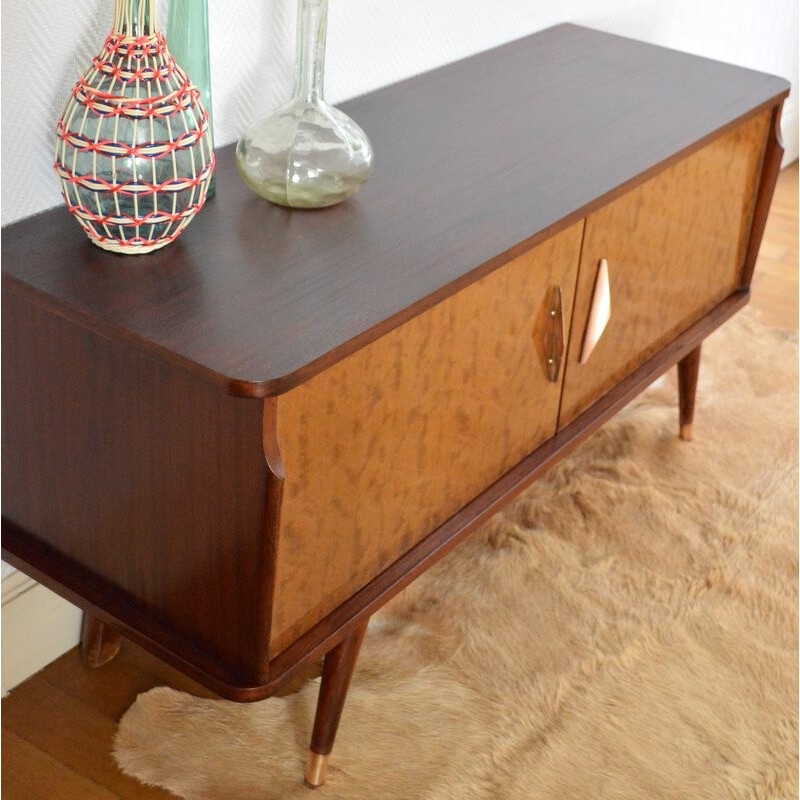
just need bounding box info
[1,563,17,580]
[1,0,797,227]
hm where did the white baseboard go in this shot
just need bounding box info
[1,573,82,694]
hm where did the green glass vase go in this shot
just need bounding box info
[167,0,215,197]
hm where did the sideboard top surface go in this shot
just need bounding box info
[2,24,788,396]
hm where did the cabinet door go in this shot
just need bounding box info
[559,110,770,427]
[269,223,584,654]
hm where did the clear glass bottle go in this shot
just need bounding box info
[167,0,215,197]
[236,0,373,208]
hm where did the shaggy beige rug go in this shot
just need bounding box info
[114,310,798,800]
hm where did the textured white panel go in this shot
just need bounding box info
[1,562,18,581]
[1,575,82,693]
[1,0,796,226]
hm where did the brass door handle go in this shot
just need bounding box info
[580,258,611,364]
[543,285,565,382]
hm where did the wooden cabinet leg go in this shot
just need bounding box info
[304,620,369,788]
[80,613,122,668]
[677,344,702,441]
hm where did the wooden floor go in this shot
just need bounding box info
[750,160,799,330]
[2,163,797,800]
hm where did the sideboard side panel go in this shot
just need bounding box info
[1,289,273,686]
[740,100,786,288]
[270,223,585,655]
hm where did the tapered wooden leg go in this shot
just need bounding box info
[304,620,368,788]
[677,344,702,441]
[80,613,121,668]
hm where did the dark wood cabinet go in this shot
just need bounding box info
[2,23,788,787]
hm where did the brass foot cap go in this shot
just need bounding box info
[304,751,329,789]
[680,423,693,441]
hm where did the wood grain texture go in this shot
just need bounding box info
[2,678,169,800]
[741,101,787,288]
[750,161,798,330]
[264,291,752,695]
[269,224,584,654]
[0,25,788,397]
[81,614,121,669]
[309,622,368,752]
[1,289,274,689]
[677,345,702,441]
[2,641,199,800]
[1,730,119,800]
[559,110,770,426]
[304,621,369,786]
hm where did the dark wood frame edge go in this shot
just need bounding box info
[740,99,787,288]
[259,397,285,670]
[1,288,750,701]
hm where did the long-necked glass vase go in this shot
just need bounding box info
[236,0,374,209]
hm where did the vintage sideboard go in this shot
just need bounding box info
[1,24,788,788]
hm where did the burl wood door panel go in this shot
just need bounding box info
[559,109,770,426]
[269,223,584,654]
